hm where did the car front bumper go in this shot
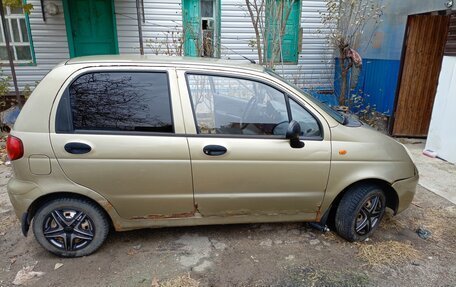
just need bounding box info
[392,172,419,214]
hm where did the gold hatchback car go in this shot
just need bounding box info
[6,56,418,257]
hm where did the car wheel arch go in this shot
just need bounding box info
[324,178,399,228]
[26,192,115,230]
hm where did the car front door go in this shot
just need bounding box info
[50,68,195,220]
[178,70,331,219]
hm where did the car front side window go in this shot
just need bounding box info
[289,98,322,138]
[187,74,289,136]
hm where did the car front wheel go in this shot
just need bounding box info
[334,184,386,242]
[32,198,109,257]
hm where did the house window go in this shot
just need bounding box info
[182,0,220,57]
[265,0,301,64]
[0,7,34,63]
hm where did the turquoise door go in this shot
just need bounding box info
[183,0,201,56]
[266,0,300,63]
[64,0,119,57]
[281,0,300,63]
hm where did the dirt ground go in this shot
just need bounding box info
[0,164,455,287]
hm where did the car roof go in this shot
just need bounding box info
[65,55,265,72]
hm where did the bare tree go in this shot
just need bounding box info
[146,29,184,56]
[319,0,383,105]
[1,0,33,106]
[245,0,296,68]
[245,0,265,64]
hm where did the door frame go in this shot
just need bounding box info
[62,0,120,58]
[389,11,451,136]
[182,0,221,57]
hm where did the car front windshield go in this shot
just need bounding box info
[266,69,345,124]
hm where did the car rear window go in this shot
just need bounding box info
[58,71,173,133]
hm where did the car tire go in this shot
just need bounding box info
[334,184,386,242]
[32,197,109,257]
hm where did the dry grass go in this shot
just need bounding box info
[151,274,200,287]
[381,213,407,231]
[381,203,456,244]
[0,213,17,234]
[416,207,456,241]
[357,240,421,267]
[283,267,369,287]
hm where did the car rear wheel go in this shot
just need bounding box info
[334,184,386,242]
[32,198,109,257]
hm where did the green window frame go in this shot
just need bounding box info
[0,6,35,65]
[265,0,301,64]
[182,0,221,57]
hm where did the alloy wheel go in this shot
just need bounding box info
[355,195,384,236]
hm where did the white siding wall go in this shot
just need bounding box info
[115,0,184,54]
[220,0,334,88]
[3,0,333,91]
[300,0,335,88]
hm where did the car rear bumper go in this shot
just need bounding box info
[392,172,419,214]
[7,178,39,219]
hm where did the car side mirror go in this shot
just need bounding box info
[286,120,304,149]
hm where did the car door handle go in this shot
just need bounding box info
[64,142,92,154]
[203,145,227,156]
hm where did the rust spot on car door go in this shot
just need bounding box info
[98,199,114,212]
[130,204,199,220]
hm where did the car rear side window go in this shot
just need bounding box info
[60,72,173,133]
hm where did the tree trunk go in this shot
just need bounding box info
[0,2,22,107]
[339,69,347,106]
[255,31,262,65]
[245,0,263,65]
[338,51,347,106]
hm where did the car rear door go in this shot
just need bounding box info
[50,67,195,220]
[177,69,331,219]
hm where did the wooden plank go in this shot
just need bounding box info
[393,15,450,137]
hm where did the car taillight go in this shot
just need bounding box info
[6,135,24,161]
